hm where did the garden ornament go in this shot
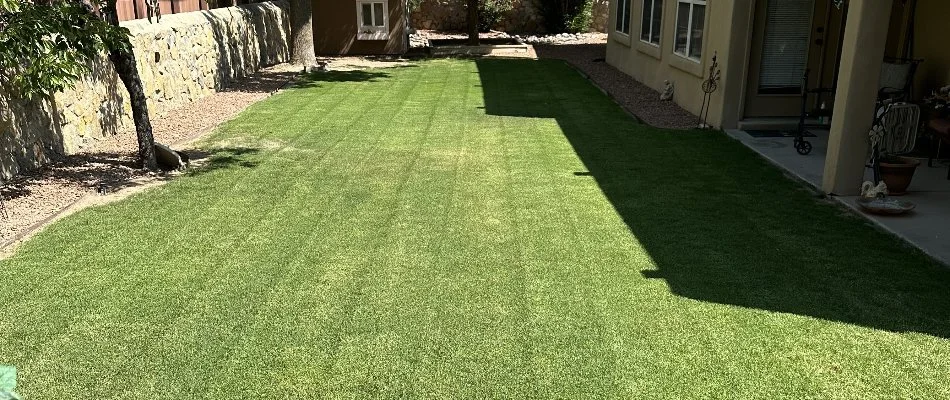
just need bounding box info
[660,80,674,101]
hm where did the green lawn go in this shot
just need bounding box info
[2,58,950,398]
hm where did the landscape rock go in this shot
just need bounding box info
[154,143,187,171]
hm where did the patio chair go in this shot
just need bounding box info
[926,118,950,180]
[879,57,923,103]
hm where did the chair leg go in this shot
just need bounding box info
[930,137,938,167]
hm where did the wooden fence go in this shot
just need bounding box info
[115,0,215,21]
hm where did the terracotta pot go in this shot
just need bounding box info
[879,156,921,195]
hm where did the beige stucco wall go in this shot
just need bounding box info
[605,0,754,129]
[0,1,290,178]
[911,0,950,97]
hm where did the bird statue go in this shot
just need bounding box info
[659,80,674,101]
[860,181,889,199]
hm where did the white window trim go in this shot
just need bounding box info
[614,0,632,37]
[640,0,661,47]
[356,0,389,41]
[673,0,706,63]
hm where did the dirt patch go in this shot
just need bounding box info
[319,56,416,71]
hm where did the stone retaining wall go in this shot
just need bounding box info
[0,1,290,178]
[411,0,608,33]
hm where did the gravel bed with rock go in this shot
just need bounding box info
[409,30,516,48]
[1,64,299,249]
[534,42,698,130]
[517,32,607,45]
[409,30,607,49]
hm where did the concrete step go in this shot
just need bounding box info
[738,117,820,131]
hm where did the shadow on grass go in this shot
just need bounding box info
[184,147,261,177]
[294,66,418,89]
[475,58,950,339]
[1,146,265,202]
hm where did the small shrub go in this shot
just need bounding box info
[478,0,514,32]
[536,0,594,33]
[566,0,593,33]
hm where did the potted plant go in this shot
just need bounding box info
[877,154,920,195]
[868,109,921,195]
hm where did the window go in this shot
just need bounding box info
[640,0,663,45]
[356,0,388,40]
[674,0,705,61]
[615,0,631,35]
[758,0,812,94]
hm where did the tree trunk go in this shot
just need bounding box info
[103,0,158,171]
[467,0,478,45]
[289,0,316,67]
[108,47,158,171]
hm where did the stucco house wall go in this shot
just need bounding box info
[605,0,754,129]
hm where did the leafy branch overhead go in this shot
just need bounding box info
[0,0,158,170]
[0,0,129,97]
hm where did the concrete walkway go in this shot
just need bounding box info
[726,128,950,266]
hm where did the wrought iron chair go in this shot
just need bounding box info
[878,57,922,103]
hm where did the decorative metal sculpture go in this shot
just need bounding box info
[145,0,161,23]
[698,52,721,129]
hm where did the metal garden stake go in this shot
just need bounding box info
[699,52,721,129]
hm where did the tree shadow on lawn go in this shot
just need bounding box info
[184,147,261,177]
[1,146,263,202]
[293,66,419,89]
[475,58,950,339]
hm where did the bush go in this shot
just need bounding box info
[478,0,514,32]
[536,0,594,33]
[565,0,593,33]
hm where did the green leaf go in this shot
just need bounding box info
[0,0,117,97]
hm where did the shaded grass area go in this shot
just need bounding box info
[1,59,949,399]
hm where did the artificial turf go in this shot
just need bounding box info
[2,58,949,398]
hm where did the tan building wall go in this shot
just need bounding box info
[605,0,754,129]
[911,0,950,97]
[313,0,408,55]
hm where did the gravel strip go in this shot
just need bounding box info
[1,64,299,248]
[535,42,698,130]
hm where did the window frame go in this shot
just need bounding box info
[356,0,389,41]
[639,0,662,46]
[615,0,632,36]
[673,0,706,62]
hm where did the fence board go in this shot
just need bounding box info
[116,0,211,21]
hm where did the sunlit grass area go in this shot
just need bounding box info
[1,58,949,398]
